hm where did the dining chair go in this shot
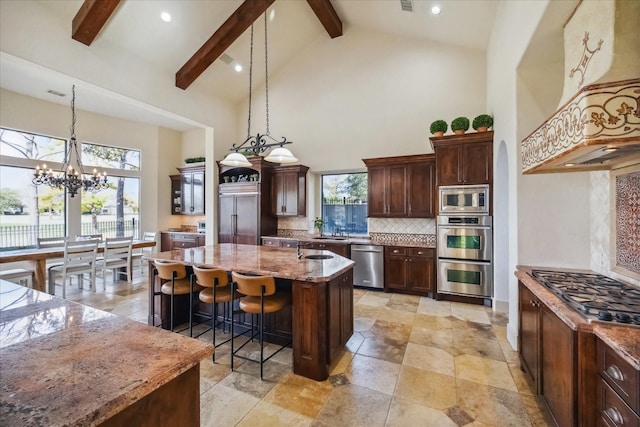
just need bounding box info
[230,271,291,379]
[48,238,100,298]
[37,236,67,248]
[131,231,157,273]
[96,236,133,287]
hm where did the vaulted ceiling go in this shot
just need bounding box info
[1,0,502,130]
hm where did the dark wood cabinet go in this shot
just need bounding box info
[177,165,205,215]
[304,241,351,258]
[363,154,436,218]
[261,238,298,249]
[170,175,182,215]
[271,165,309,217]
[519,284,540,391]
[384,246,435,296]
[217,157,277,245]
[327,270,353,363]
[160,232,205,251]
[430,131,493,186]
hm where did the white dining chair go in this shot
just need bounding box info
[96,236,133,287]
[48,239,100,298]
[131,231,157,273]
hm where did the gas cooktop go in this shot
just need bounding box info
[530,270,640,326]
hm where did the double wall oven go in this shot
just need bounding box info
[437,185,493,298]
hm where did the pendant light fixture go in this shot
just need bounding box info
[221,8,297,167]
[33,85,108,197]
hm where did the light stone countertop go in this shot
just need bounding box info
[262,235,437,249]
[515,265,640,369]
[149,243,355,283]
[0,280,213,426]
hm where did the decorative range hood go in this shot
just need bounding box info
[521,0,640,174]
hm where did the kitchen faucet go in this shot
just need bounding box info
[297,241,304,259]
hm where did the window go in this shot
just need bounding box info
[82,142,140,171]
[321,173,368,236]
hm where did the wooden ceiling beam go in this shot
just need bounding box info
[176,0,276,90]
[306,0,342,39]
[72,0,122,46]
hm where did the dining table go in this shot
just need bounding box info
[0,239,157,293]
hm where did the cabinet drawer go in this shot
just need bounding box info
[280,240,298,249]
[173,240,197,249]
[385,246,408,256]
[598,338,639,413]
[262,238,280,247]
[409,248,434,258]
[598,378,640,427]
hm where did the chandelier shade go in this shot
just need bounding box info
[222,7,296,167]
[32,85,108,198]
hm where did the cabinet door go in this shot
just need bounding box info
[518,282,539,391]
[387,165,407,217]
[367,166,387,217]
[463,142,492,185]
[218,194,235,243]
[160,232,172,252]
[384,253,407,291]
[191,170,205,215]
[181,173,192,214]
[340,271,354,344]
[407,161,435,218]
[170,175,182,215]
[540,304,577,427]
[235,193,259,244]
[406,250,434,293]
[271,172,285,216]
[262,238,280,247]
[281,172,300,216]
[435,145,462,186]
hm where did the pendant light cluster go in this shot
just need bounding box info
[221,9,297,167]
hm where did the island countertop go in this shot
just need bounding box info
[148,243,355,283]
[0,280,213,426]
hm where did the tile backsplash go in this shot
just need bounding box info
[277,217,436,240]
[615,171,640,275]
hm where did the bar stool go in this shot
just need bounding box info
[152,261,200,331]
[230,271,291,379]
[190,266,234,361]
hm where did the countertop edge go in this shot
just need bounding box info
[261,235,437,249]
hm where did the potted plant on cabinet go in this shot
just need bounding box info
[451,116,470,135]
[472,114,493,132]
[429,120,448,137]
[314,217,325,237]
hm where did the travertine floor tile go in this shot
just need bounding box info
[313,383,392,427]
[377,307,416,326]
[413,313,453,330]
[456,379,531,426]
[404,342,455,377]
[455,354,517,391]
[345,353,401,395]
[386,397,458,427]
[409,326,454,351]
[238,400,313,427]
[354,316,376,332]
[452,320,505,362]
[356,335,407,364]
[417,298,452,317]
[451,304,491,324]
[358,293,391,307]
[262,372,333,419]
[395,366,457,410]
[200,384,259,427]
[365,319,412,341]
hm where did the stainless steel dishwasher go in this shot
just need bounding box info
[351,244,384,289]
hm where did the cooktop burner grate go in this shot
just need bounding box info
[531,270,640,325]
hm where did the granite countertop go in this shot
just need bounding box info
[0,281,213,426]
[515,265,640,369]
[262,235,436,249]
[149,243,355,283]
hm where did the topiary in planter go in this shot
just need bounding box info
[472,114,493,132]
[429,120,448,136]
[185,156,206,163]
[451,116,470,135]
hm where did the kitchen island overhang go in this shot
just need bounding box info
[147,243,356,381]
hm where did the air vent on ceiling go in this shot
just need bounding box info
[47,89,66,97]
[220,53,234,65]
[400,0,414,12]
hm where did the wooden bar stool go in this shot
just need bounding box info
[191,266,234,361]
[152,261,200,331]
[230,271,291,379]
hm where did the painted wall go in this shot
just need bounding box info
[0,88,181,234]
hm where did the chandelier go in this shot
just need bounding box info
[221,9,297,167]
[33,85,108,198]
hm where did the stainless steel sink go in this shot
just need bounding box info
[304,254,334,260]
[312,236,348,240]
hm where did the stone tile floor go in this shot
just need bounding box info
[60,268,554,426]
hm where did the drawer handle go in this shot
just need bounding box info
[603,407,624,425]
[605,365,625,382]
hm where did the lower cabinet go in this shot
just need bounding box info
[327,270,353,362]
[384,246,435,296]
[518,281,584,427]
[304,241,350,258]
[261,237,298,249]
[160,232,205,251]
[597,338,640,426]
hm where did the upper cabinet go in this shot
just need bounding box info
[430,131,493,186]
[179,164,205,215]
[271,164,309,217]
[363,154,436,218]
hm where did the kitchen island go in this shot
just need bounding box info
[147,243,355,381]
[0,280,213,427]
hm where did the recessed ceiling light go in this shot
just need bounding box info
[160,12,172,23]
[564,163,575,167]
[234,64,243,73]
[603,147,618,152]
[431,5,441,15]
